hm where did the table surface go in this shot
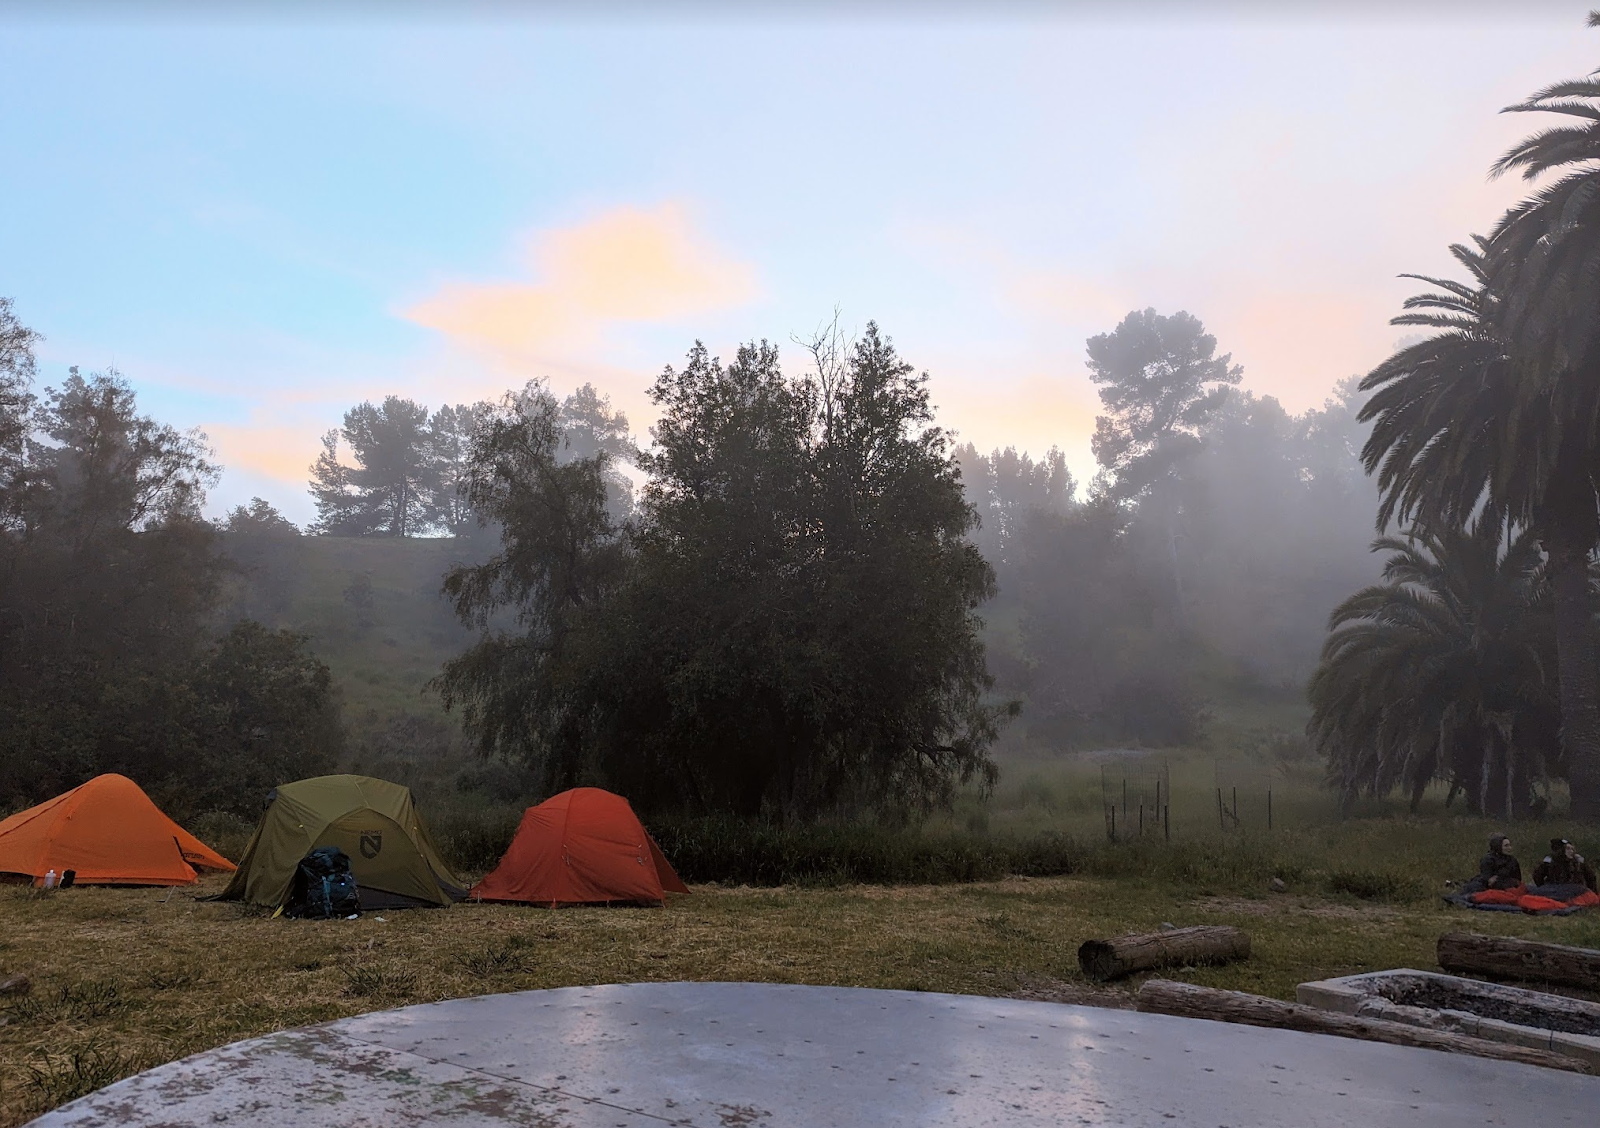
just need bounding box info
[28,981,1600,1127]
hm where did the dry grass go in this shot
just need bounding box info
[4,872,1600,1125]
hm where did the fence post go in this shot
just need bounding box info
[1268,787,1273,831]
[1216,787,1224,832]
[1164,804,1170,842]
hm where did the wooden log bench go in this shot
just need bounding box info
[1078,925,1250,982]
[1437,932,1600,993]
[1135,978,1589,1073]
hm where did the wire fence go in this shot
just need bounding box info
[1099,758,1280,843]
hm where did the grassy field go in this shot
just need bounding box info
[6,813,1600,1127]
[232,535,475,735]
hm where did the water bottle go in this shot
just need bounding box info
[43,869,57,889]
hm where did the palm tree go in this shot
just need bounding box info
[1476,24,1600,820]
[1489,13,1600,386]
[1308,519,1556,817]
[1359,228,1600,819]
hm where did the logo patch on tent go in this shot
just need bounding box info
[359,833,383,859]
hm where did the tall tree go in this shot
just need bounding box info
[0,369,226,807]
[1472,21,1600,818]
[25,367,216,535]
[1358,233,1600,817]
[342,396,434,537]
[0,297,40,522]
[425,402,488,536]
[954,443,1075,573]
[439,324,1007,821]
[307,429,363,535]
[560,383,637,522]
[1086,308,1242,500]
[434,382,629,789]
[798,324,1003,817]
[307,397,438,537]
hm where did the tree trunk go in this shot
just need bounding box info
[1134,979,1587,1073]
[1546,538,1600,820]
[1078,925,1250,982]
[1437,932,1600,992]
[1505,737,1514,824]
[1478,733,1492,818]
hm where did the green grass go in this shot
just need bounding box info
[7,732,1600,1128]
[4,835,1600,1127]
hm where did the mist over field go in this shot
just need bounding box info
[2,2,1599,894]
[0,299,1414,822]
[17,7,1600,1125]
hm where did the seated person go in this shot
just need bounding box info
[1459,833,1521,895]
[1532,838,1599,894]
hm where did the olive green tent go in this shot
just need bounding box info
[217,775,466,910]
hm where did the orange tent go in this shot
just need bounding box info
[472,787,688,906]
[0,774,236,887]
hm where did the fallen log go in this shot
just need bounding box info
[1437,932,1600,992]
[1078,925,1249,982]
[1135,978,1589,1074]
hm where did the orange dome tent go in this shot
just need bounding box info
[472,787,688,906]
[0,774,236,887]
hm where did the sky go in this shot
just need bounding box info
[3,2,1598,523]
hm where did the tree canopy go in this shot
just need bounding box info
[308,385,633,538]
[1308,520,1558,818]
[1086,308,1242,501]
[437,324,1008,821]
[0,301,342,816]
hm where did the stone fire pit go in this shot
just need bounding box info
[1297,968,1600,1069]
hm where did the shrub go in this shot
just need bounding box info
[427,802,522,874]
[648,817,1082,887]
[183,810,257,864]
[1326,869,1422,903]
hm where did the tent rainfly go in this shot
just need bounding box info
[472,787,688,907]
[217,774,466,910]
[0,774,236,886]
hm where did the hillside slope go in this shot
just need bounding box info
[225,534,479,735]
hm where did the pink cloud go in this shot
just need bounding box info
[205,420,328,485]
[403,203,759,366]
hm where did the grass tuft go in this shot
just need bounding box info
[7,981,125,1025]
[26,1043,148,1109]
[454,943,532,979]
[339,965,417,999]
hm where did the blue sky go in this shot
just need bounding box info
[3,4,1596,522]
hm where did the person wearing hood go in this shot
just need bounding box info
[1461,834,1522,895]
[1532,838,1599,894]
